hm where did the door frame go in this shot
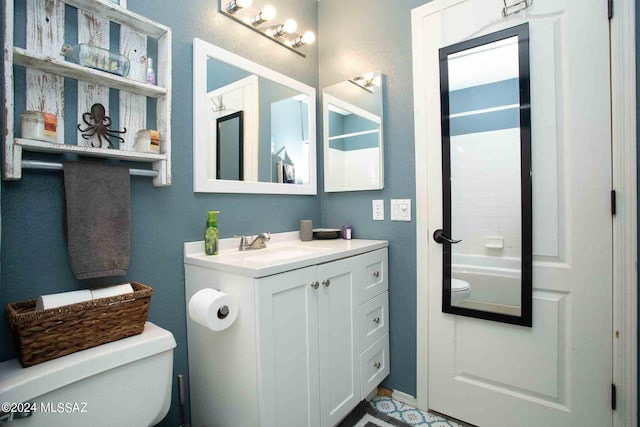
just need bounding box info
[411,1,637,426]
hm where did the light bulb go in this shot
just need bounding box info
[261,5,276,21]
[270,19,297,37]
[225,0,251,13]
[282,19,297,34]
[289,31,316,48]
[252,5,276,26]
[300,31,315,45]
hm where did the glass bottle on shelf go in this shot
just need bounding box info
[146,58,156,85]
[60,44,130,77]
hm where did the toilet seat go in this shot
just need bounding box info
[451,278,470,292]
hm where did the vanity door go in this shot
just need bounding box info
[256,266,320,427]
[318,257,360,427]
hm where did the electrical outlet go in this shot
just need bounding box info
[391,199,411,221]
[372,200,384,221]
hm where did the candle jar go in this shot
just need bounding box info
[21,111,57,143]
[134,130,160,153]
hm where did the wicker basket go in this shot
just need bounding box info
[6,282,152,367]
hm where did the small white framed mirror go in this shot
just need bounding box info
[193,37,317,194]
[322,72,384,192]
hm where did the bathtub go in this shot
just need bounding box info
[451,253,521,308]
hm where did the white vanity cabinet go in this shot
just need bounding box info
[184,237,388,427]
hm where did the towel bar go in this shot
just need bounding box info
[21,160,159,177]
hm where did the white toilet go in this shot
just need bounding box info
[451,278,471,306]
[0,322,176,426]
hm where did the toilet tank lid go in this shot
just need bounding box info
[0,322,176,404]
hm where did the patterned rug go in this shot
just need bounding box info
[338,400,413,427]
[369,396,463,426]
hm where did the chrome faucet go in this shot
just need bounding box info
[235,232,271,251]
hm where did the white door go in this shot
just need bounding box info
[257,266,320,427]
[412,0,612,426]
[318,258,360,427]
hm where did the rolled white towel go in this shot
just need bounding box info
[91,283,134,300]
[36,289,93,311]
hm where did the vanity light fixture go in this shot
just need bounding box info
[219,3,313,57]
[251,5,276,26]
[287,31,316,48]
[225,0,252,14]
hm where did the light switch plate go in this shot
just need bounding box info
[372,200,384,221]
[391,199,411,221]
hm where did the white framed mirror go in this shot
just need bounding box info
[193,37,317,194]
[322,72,384,192]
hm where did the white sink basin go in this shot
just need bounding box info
[221,244,331,264]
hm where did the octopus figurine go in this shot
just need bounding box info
[77,103,127,148]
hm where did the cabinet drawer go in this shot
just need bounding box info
[359,291,388,352]
[359,248,388,303]
[360,334,390,399]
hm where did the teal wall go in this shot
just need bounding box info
[319,0,428,396]
[0,1,319,426]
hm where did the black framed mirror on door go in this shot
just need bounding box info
[216,111,244,181]
[438,23,532,327]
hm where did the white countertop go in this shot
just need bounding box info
[184,231,388,278]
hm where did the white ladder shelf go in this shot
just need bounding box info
[2,0,172,186]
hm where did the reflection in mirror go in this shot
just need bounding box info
[216,111,243,180]
[323,72,384,192]
[193,38,317,194]
[439,24,532,326]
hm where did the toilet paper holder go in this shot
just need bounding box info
[217,305,229,319]
[188,288,238,332]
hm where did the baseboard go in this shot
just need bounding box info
[365,387,378,401]
[375,386,418,408]
[391,390,418,407]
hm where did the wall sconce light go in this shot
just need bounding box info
[251,5,276,26]
[225,0,252,14]
[219,2,315,57]
[287,31,316,48]
[350,72,382,92]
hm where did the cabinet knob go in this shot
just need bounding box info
[373,361,381,369]
[373,317,381,324]
[373,271,380,279]
[310,281,319,289]
[322,279,331,287]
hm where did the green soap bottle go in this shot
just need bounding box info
[204,211,220,255]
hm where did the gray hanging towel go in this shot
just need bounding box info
[63,161,130,279]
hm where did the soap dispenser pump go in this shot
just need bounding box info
[204,211,220,255]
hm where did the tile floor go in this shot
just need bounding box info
[369,396,463,427]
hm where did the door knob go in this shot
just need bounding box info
[373,271,380,279]
[373,317,381,324]
[373,361,381,369]
[322,279,331,287]
[433,229,462,244]
[310,281,319,289]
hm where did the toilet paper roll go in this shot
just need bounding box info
[36,289,93,311]
[91,283,134,300]
[188,288,238,331]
